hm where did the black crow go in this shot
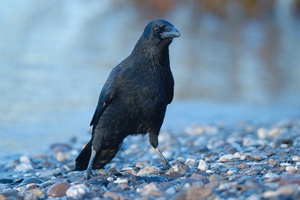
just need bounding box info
[75,19,180,179]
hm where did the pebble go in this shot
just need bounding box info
[137,166,161,176]
[47,182,70,197]
[198,159,209,171]
[285,166,298,174]
[219,154,234,162]
[66,184,90,198]
[14,163,33,172]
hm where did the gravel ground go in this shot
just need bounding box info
[1,119,300,199]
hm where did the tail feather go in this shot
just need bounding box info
[75,139,123,170]
[75,140,92,170]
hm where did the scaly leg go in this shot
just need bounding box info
[85,146,96,180]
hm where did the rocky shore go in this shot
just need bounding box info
[1,119,300,199]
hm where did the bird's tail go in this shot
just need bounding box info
[75,139,123,170]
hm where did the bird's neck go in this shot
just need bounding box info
[131,39,171,71]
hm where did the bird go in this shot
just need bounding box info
[75,19,180,180]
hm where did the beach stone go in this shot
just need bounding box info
[0,179,13,184]
[237,163,247,169]
[0,189,23,200]
[252,153,267,161]
[198,159,208,171]
[245,167,262,176]
[286,166,298,174]
[66,184,89,198]
[14,163,33,172]
[280,174,300,185]
[257,128,268,139]
[20,155,31,163]
[292,155,300,161]
[169,172,182,179]
[178,163,190,173]
[103,191,119,200]
[47,182,70,197]
[185,158,196,166]
[186,185,212,199]
[165,187,176,194]
[19,177,43,186]
[219,154,234,162]
[140,182,160,195]
[137,166,161,176]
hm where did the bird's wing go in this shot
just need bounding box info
[90,67,121,129]
[167,74,174,104]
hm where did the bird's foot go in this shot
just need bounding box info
[155,147,172,170]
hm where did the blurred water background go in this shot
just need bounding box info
[1,0,300,160]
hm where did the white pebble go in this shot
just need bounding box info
[185,158,196,166]
[20,156,31,163]
[227,169,236,175]
[66,184,89,198]
[233,152,241,159]
[198,159,209,171]
[14,163,33,172]
[292,156,300,161]
[107,177,114,181]
[219,154,234,162]
[114,178,128,184]
[257,128,268,139]
[286,166,298,174]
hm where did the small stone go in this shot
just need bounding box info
[14,163,33,172]
[103,191,119,200]
[280,174,300,185]
[185,158,196,166]
[292,156,300,161]
[165,187,176,194]
[268,127,282,137]
[233,152,241,159]
[198,159,208,171]
[237,163,247,169]
[245,167,261,176]
[219,154,234,162]
[0,189,22,200]
[267,159,277,166]
[137,166,161,176]
[186,185,212,199]
[177,157,185,162]
[276,185,296,196]
[178,164,190,173]
[169,172,182,179]
[114,178,128,184]
[252,153,267,161]
[286,166,298,174]
[47,182,70,197]
[18,177,43,187]
[257,128,268,139]
[140,182,159,195]
[227,169,236,175]
[66,184,89,198]
[20,156,31,163]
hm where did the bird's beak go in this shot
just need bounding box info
[160,26,181,39]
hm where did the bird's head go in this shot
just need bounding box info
[142,20,181,45]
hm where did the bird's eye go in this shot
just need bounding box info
[153,26,160,32]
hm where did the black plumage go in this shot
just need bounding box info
[75,19,180,179]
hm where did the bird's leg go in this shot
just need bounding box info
[86,145,96,180]
[154,147,171,169]
[149,132,171,169]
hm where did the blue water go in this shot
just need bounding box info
[1,1,300,160]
